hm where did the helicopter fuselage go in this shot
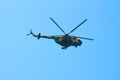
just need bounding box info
[28,32,82,49]
[54,35,82,48]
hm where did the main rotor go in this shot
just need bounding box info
[50,17,87,35]
[50,17,93,40]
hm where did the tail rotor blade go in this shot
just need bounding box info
[50,17,66,34]
[26,33,31,36]
[68,19,87,34]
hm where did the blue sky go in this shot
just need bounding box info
[0,0,120,80]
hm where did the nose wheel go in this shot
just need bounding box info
[61,46,68,49]
[75,45,78,48]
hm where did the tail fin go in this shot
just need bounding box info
[26,29,41,39]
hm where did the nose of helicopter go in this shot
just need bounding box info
[78,39,82,46]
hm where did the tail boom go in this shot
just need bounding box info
[26,29,55,39]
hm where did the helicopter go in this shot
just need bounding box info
[27,17,94,49]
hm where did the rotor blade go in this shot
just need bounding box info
[50,17,66,34]
[76,36,94,40]
[68,19,87,34]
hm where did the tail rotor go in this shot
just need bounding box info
[26,29,33,36]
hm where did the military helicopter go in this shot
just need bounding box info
[27,17,94,49]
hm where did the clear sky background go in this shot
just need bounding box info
[0,0,120,80]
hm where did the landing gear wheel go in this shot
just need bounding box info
[61,46,68,50]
